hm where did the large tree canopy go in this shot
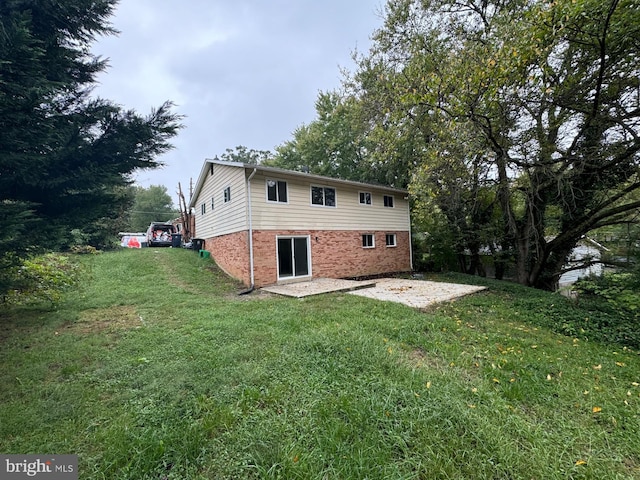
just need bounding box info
[348,0,640,290]
[0,0,182,258]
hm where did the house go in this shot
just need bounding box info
[188,159,412,288]
[559,237,609,286]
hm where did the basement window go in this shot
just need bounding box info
[386,234,397,247]
[362,234,375,248]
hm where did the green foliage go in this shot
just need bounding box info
[574,268,640,338]
[214,145,274,165]
[342,0,640,290]
[70,245,100,255]
[0,0,183,272]
[269,91,412,188]
[2,253,82,305]
[127,185,178,232]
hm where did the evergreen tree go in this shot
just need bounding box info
[0,0,182,257]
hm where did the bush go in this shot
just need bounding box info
[70,245,100,255]
[575,272,639,310]
[2,253,82,305]
[572,270,640,347]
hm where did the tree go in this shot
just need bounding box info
[127,185,179,232]
[214,145,273,165]
[0,0,182,255]
[353,0,640,290]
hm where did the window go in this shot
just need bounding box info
[224,186,231,203]
[311,186,336,207]
[359,192,372,205]
[267,179,288,203]
[201,203,206,215]
[211,197,215,210]
[384,195,394,208]
[386,234,397,247]
[362,234,375,248]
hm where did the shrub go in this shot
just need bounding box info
[70,245,100,255]
[2,253,82,305]
[575,272,639,311]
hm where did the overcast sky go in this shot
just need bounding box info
[91,0,384,206]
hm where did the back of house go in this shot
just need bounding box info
[189,160,411,288]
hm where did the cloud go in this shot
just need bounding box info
[92,0,382,205]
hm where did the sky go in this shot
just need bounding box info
[91,0,385,206]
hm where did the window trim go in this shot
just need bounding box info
[310,185,337,208]
[266,178,289,204]
[359,191,372,206]
[385,233,397,247]
[362,233,375,249]
[383,195,395,208]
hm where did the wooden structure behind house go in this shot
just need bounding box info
[188,160,412,288]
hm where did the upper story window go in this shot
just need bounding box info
[383,195,394,208]
[224,186,231,203]
[201,203,206,215]
[267,179,288,203]
[359,192,372,205]
[311,186,336,207]
[211,197,215,210]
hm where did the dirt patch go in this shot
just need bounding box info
[402,347,451,371]
[66,305,143,334]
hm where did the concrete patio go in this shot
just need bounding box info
[261,277,487,308]
[261,278,376,298]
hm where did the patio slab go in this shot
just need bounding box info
[262,278,377,298]
[262,277,487,308]
[347,278,487,308]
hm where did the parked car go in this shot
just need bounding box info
[146,222,176,247]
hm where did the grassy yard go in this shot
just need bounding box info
[1,248,639,479]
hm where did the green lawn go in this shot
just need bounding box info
[1,248,639,479]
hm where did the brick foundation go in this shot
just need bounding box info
[203,231,251,286]
[205,229,411,288]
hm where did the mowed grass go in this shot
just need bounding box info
[1,249,639,479]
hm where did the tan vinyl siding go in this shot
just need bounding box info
[193,164,247,238]
[249,171,409,231]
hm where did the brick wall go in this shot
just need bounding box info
[252,229,411,287]
[204,229,411,288]
[203,231,251,285]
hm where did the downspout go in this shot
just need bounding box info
[406,195,414,272]
[245,167,258,292]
